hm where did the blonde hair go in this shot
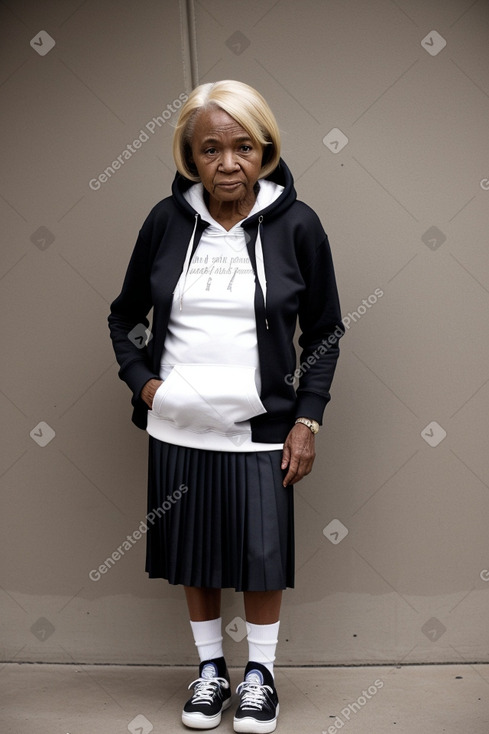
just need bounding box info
[173,80,281,181]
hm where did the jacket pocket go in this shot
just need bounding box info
[151,364,266,432]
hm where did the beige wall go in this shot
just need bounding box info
[1,0,488,666]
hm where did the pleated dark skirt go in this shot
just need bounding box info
[145,438,294,591]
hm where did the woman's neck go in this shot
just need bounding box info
[205,185,259,231]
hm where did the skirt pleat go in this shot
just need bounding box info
[145,438,294,591]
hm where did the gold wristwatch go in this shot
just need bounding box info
[295,417,320,434]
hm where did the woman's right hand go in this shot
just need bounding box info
[141,378,163,409]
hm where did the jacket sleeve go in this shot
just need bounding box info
[107,213,161,407]
[295,214,344,424]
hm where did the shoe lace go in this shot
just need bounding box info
[188,676,229,705]
[236,680,274,711]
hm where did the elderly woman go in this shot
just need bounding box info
[108,80,343,733]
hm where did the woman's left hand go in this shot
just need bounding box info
[281,423,316,487]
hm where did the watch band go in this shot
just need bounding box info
[295,417,320,434]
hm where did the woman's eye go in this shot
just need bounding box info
[205,147,217,155]
[240,145,252,152]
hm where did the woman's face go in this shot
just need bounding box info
[189,106,263,210]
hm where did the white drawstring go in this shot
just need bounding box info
[178,214,199,310]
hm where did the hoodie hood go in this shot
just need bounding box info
[171,158,297,222]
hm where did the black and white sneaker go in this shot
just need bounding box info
[233,661,279,733]
[182,657,232,729]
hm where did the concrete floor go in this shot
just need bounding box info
[0,663,488,733]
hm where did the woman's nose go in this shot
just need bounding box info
[219,150,239,171]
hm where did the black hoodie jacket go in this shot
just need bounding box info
[108,159,343,443]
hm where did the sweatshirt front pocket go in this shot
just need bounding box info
[151,364,266,432]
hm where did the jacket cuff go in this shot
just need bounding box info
[295,391,329,425]
[121,361,160,402]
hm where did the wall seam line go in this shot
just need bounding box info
[186,0,199,87]
[179,0,199,91]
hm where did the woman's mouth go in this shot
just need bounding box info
[215,181,243,189]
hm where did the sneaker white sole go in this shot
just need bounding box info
[182,696,232,729]
[233,703,279,734]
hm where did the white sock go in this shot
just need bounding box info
[246,621,280,677]
[189,617,223,663]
